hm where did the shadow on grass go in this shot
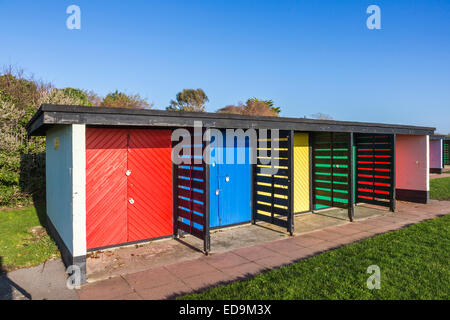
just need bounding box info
[19,152,47,227]
[19,152,61,267]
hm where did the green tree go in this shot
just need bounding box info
[59,88,101,106]
[101,90,151,109]
[217,98,279,117]
[0,67,100,206]
[0,71,39,111]
[61,88,90,105]
[246,97,281,115]
[167,89,209,112]
[216,104,244,115]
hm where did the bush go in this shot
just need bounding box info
[0,69,90,207]
[0,67,152,207]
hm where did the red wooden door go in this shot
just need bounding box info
[86,128,173,250]
[127,129,173,241]
[86,128,128,249]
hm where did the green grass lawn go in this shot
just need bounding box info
[430,177,450,201]
[0,205,59,273]
[180,215,450,300]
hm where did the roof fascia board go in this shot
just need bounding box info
[26,104,436,136]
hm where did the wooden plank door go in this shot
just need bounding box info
[127,129,173,241]
[86,128,128,249]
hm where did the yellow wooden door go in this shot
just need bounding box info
[293,132,310,213]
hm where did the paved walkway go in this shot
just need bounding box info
[76,200,450,300]
[430,172,450,179]
[86,204,387,282]
[0,260,79,300]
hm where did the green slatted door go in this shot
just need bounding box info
[444,140,450,166]
[312,132,351,210]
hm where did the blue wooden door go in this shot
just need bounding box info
[210,137,251,228]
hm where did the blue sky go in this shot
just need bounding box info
[1,0,449,133]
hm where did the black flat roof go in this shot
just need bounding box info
[430,135,447,140]
[26,104,435,136]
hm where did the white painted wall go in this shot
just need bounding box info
[395,135,429,191]
[72,124,86,257]
[46,124,86,258]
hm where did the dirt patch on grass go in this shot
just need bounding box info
[28,226,47,241]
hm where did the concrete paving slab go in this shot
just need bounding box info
[357,218,393,227]
[309,241,341,254]
[261,238,304,255]
[307,229,345,241]
[165,259,218,279]
[203,252,250,269]
[77,276,133,300]
[327,224,365,236]
[220,262,267,280]
[253,254,293,269]
[280,246,317,260]
[0,274,30,300]
[232,245,278,261]
[430,173,450,179]
[349,222,379,231]
[1,259,78,300]
[290,235,326,247]
[123,266,178,290]
[135,280,191,300]
[181,270,232,292]
[353,231,376,240]
[330,231,374,245]
[86,237,205,283]
[111,292,142,300]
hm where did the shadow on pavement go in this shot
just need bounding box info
[0,257,31,300]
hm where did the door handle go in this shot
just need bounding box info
[129,198,135,204]
[126,170,131,176]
